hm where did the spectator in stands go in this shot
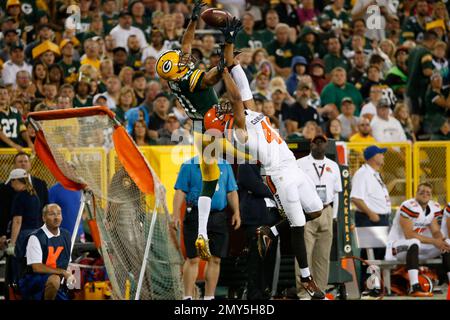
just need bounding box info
[252,71,271,100]
[132,119,155,146]
[235,12,260,49]
[423,72,450,135]
[349,117,376,143]
[142,28,170,64]
[347,50,366,89]
[267,23,300,78]
[296,0,319,26]
[286,82,320,135]
[101,0,119,35]
[132,71,147,106]
[385,46,409,100]
[271,85,291,122]
[401,0,431,42]
[275,0,300,28]
[2,43,32,86]
[110,9,147,50]
[112,47,128,76]
[0,28,19,62]
[337,97,359,140]
[258,9,279,47]
[406,31,438,133]
[118,66,135,88]
[430,116,450,141]
[115,86,137,124]
[148,92,171,140]
[371,98,407,142]
[237,163,280,300]
[73,80,93,109]
[320,67,363,113]
[325,118,345,141]
[126,35,143,70]
[286,56,308,96]
[296,135,342,295]
[0,86,33,151]
[359,64,383,100]
[384,183,450,297]
[25,23,54,62]
[172,156,240,300]
[352,0,396,41]
[157,113,192,145]
[301,120,321,140]
[47,64,64,92]
[31,61,47,100]
[102,75,121,110]
[309,59,328,95]
[297,27,324,63]
[393,103,416,142]
[360,85,383,121]
[18,203,73,300]
[14,70,34,102]
[432,41,449,86]
[324,36,350,76]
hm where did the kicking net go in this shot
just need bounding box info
[28,107,183,300]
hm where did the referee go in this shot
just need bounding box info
[296,134,342,295]
[172,156,240,300]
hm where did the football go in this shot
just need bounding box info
[201,8,233,28]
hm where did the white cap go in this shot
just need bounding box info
[5,168,30,184]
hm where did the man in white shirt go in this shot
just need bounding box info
[351,145,392,296]
[296,135,343,295]
[370,98,407,142]
[1,43,32,86]
[384,183,450,297]
[18,204,74,300]
[109,9,147,51]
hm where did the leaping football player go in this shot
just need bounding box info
[155,1,244,260]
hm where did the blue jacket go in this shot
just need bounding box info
[125,104,151,134]
[286,56,307,96]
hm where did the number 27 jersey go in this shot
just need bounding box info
[233,110,296,175]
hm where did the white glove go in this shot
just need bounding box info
[6,244,15,256]
[66,274,76,290]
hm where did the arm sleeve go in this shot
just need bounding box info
[399,204,419,220]
[334,165,343,193]
[26,235,43,265]
[350,171,366,200]
[188,69,205,93]
[174,163,190,193]
[237,165,273,198]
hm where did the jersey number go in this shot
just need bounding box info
[261,118,282,144]
[1,118,18,138]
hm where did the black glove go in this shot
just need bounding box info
[191,0,206,21]
[219,17,242,44]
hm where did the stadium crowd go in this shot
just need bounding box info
[1,0,450,300]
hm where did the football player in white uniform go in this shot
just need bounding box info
[442,203,450,239]
[385,182,450,297]
[203,51,325,299]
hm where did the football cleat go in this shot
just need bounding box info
[300,276,326,300]
[256,226,273,258]
[408,283,433,298]
[195,234,212,260]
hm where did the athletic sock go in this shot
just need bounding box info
[408,269,419,286]
[203,295,215,300]
[300,267,311,279]
[198,196,211,240]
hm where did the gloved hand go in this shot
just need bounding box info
[191,0,206,21]
[6,243,15,256]
[219,17,243,44]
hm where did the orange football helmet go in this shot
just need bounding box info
[204,105,233,133]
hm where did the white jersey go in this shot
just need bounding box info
[442,203,450,238]
[233,109,296,175]
[387,198,442,244]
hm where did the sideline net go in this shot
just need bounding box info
[28,107,183,300]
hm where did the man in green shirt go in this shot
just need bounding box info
[0,86,33,151]
[256,9,278,48]
[320,67,363,113]
[323,35,350,75]
[267,23,301,78]
[102,0,119,35]
[406,31,437,129]
[323,0,350,30]
[57,39,80,84]
[235,12,262,49]
[423,72,450,134]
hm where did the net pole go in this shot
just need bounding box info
[70,191,86,254]
[135,198,159,300]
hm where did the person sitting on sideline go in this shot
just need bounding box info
[19,204,74,300]
[385,183,450,297]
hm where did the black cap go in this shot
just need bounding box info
[3,28,18,36]
[119,9,132,18]
[10,42,24,50]
[154,92,169,100]
[37,23,53,31]
[112,46,127,54]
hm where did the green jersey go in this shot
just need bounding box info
[168,68,218,121]
[102,13,118,35]
[0,107,26,147]
[235,30,263,49]
[406,46,434,98]
[57,60,80,84]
